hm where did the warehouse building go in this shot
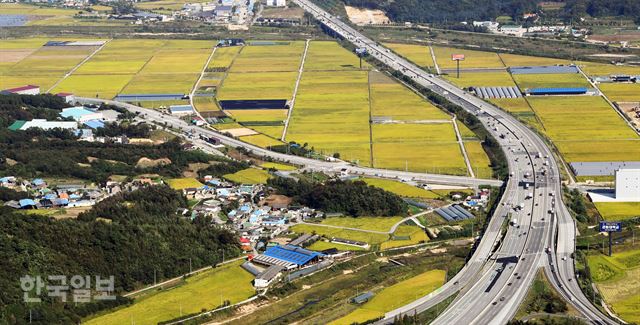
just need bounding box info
[10,119,78,131]
[2,85,40,95]
[525,87,591,96]
[169,105,195,116]
[251,244,324,270]
[60,107,103,123]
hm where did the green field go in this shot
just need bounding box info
[319,216,403,232]
[381,225,429,250]
[208,46,241,69]
[464,141,493,179]
[432,46,504,69]
[307,240,366,251]
[217,71,298,100]
[513,73,590,90]
[52,74,134,98]
[360,177,440,199]
[588,250,640,324]
[489,98,533,113]
[239,134,283,148]
[594,202,640,221]
[287,70,371,165]
[526,96,640,162]
[227,109,287,122]
[369,71,449,120]
[121,73,199,94]
[444,71,516,88]
[498,53,569,67]
[290,224,390,245]
[303,41,366,71]
[223,168,272,184]
[598,83,640,102]
[383,43,434,68]
[329,269,445,324]
[138,48,211,74]
[372,124,467,175]
[229,42,304,72]
[577,61,640,76]
[85,260,255,325]
[250,125,285,138]
[165,177,204,190]
[260,162,297,171]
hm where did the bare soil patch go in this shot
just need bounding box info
[345,5,390,25]
[136,157,171,168]
[0,49,37,63]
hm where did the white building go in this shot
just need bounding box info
[264,0,285,7]
[2,85,40,95]
[616,169,640,201]
[20,119,78,131]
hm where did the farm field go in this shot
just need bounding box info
[319,216,403,232]
[432,46,504,69]
[217,72,298,100]
[512,73,590,90]
[593,202,640,220]
[443,71,516,88]
[229,42,304,72]
[464,141,493,179]
[489,98,533,113]
[588,250,640,324]
[121,73,199,94]
[193,97,219,112]
[223,168,271,184]
[238,134,283,148]
[260,162,297,171]
[165,177,204,190]
[303,41,366,71]
[526,96,640,162]
[381,225,429,250]
[577,61,640,76]
[307,240,366,251]
[383,43,434,68]
[51,74,134,98]
[208,46,241,70]
[372,124,467,175]
[369,71,449,120]
[85,260,254,325]
[226,109,287,122]
[456,121,477,139]
[498,53,569,67]
[249,125,284,139]
[329,270,445,324]
[287,70,371,165]
[290,224,389,245]
[360,177,440,199]
[598,83,640,102]
[138,48,211,74]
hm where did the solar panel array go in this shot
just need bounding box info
[473,86,522,99]
[435,205,475,222]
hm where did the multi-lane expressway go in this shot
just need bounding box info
[289,0,619,324]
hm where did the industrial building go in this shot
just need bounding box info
[169,104,195,116]
[9,119,78,131]
[60,107,103,123]
[473,86,522,99]
[2,85,40,95]
[251,244,324,270]
[615,169,640,202]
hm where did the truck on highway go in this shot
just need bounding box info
[526,192,533,199]
[518,203,525,210]
[511,218,518,226]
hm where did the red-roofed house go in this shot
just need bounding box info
[2,85,40,95]
[56,92,75,103]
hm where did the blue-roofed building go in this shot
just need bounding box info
[83,119,105,129]
[44,193,57,200]
[32,178,46,187]
[525,87,589,96]
[253,245,324,269]
[239,204,252,213]
[216,188,232,197]
[263,216,286,226]
[169,105,194,116]
[60,107,103,122]
[19,199,37,208]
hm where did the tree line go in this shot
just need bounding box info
[267,177,407,217]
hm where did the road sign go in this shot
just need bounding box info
[599,221,622,232]
[355,48,367,55]
[451,54,465,61]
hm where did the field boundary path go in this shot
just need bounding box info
[189,46,218,125]
[281,38,311,141]
[577,65,640,136]
[300,210,434,235]
[46,39,111,93]
[452,115,475,178]
[122,256,245,298]
[429,45,441,75]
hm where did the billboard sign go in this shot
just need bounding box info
[451,54,465,61]
[599,221,622,232]
[355,48,367,55]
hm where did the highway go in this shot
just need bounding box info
[288,0,620,324]
[76,97,501,188]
